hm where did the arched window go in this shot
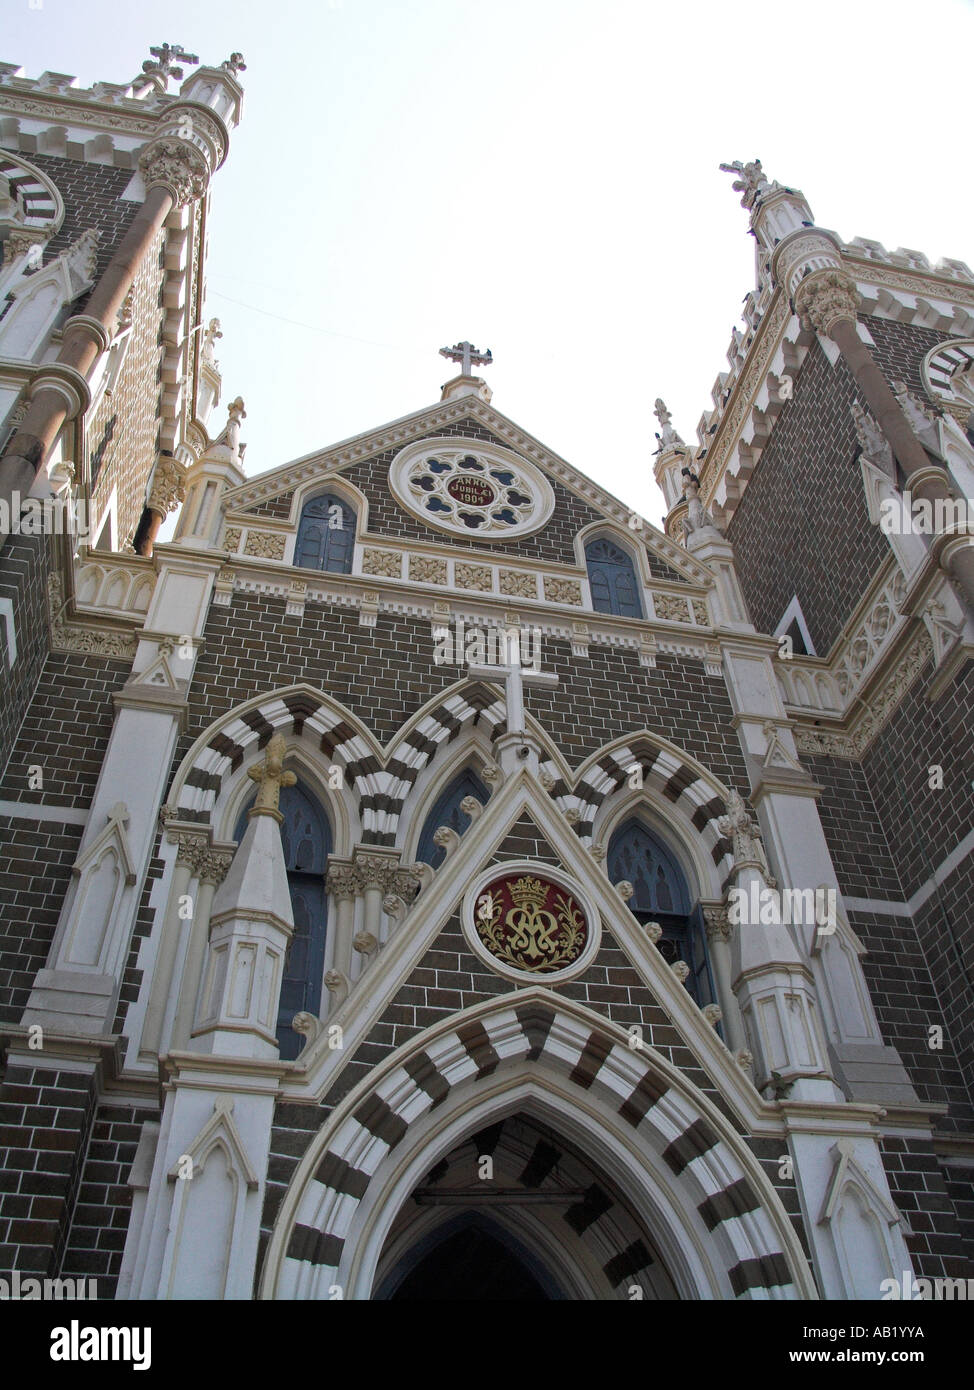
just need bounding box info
[234,781,332,1059]
[607,817,715,1011]
[295,493,356,573]
[416,766,490,869]
[585,538,643,618]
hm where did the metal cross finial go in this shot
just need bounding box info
[144,43,200,81]
[439,340,493,377]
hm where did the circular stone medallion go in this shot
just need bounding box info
[446,474,496,507]
[473,872,589,975]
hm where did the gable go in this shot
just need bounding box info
[317,804,738,1122]
[222,401,703,585]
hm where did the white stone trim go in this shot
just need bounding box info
[0,595,16,668]
[388,435,554,540]
[774,594,816,657]
[0,798,88,825]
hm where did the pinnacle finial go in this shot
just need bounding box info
[142,42,199,83]
[719,159,772,211]
[653,398,686,453]
[246,733,296,818]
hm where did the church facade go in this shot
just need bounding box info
[0,49,972,1301]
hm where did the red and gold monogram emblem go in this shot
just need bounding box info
[474,873,588,974]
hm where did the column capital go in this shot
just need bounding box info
[794,268,861,337]
[703,905,731,943]
[138,138,210,207]
[147,456,187,519]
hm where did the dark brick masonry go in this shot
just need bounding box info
[0,1061,98,1277]
[61,1103,149,1296]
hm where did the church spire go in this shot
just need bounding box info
[719,157,816,256]
[652,397,693,529]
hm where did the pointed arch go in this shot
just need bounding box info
[261,989,815,1301]
[414,764,491,868]
[538,729,736,895]
[374,674,563,847]
[165,683,381,848]
[293,491,357,574]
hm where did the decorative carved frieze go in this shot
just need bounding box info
[223,527,241,551]
[243,530,286,560]
[793,629,933,759]
[499,569,537,598]
[362,548,401,578]
[408,555,447,584]
[652,592,690,623]
[455,563,492,591]
[47,573,138,659]
[543,576,582,605]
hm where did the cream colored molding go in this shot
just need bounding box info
[362,547,402,578]
[73,552,156,620]
[389,435,554,541]
[211,557,725,665]
[543,576,582,606]
[408,555,447,585]
[776,561,909,721]
[242,530,286,560]
[48,571,138,659]
[792,628,933,759]
[455,562,492,591]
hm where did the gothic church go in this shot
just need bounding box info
[0,45,972,1301]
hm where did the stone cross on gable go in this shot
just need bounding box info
[144,43,200,80]
[439,340,493,377]
[467,638,558,737]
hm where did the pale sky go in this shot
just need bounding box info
[5,0,974,527]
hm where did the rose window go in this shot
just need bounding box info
[389,438,553,539]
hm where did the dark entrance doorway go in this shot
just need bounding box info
[388,1219,550,1301]
[372,1113,680,1300]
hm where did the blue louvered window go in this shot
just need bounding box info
[585,538,643,618]
[234,781,331,1059]
[607,817,716,1012]
[417,768,490,869]
[295,493,356,573]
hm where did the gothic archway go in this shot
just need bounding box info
[260,991,815,1300]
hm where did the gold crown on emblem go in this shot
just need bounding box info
[509,876,548,910]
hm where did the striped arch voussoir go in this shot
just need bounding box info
[539,736,733,879]
[273,999,803,1301]
[173,682,511,844]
